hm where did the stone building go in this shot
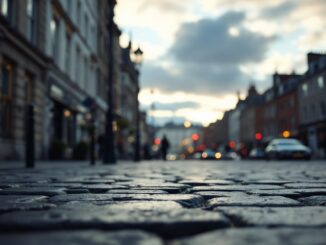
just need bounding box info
[298,53,326,158]
[118,42,140,159]
[0,0,47,160]
[43,0,104,159]
[256,73,301,143]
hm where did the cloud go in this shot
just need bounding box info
[142,101,200,111]
[141,11,275,95]
[170,12,275,66]
[139,0,187,13]
[262,1,296,19]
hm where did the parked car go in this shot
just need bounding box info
[249,148,266,159]
[201,150,222,160]
[265,138,311,160]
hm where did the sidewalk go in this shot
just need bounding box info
[0,160,325,244]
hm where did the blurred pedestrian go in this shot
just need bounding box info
[161,135,170,161]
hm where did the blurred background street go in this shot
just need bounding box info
[0,160,325,244]
[0,0,326,243]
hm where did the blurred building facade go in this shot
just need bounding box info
[117,42,140,159]
[0,0,147,161]
[298,53,326,158]
[156,123,203,159]
[203,52,326,159]
[0,0,47,159]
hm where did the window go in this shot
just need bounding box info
[67,0,72,14]
[301,83,308,96]
[65,33,71,75]
[321,101,326,117]
[84,14,88,40]
[84,57,88,89]
[1,0,16,24]
[278,85,283,95]
[50,16,59,63]
[0,60,14,137]
[26,0,37,44]
[318,76,324,88]
[77,1,81,25]
[75,47,80,83]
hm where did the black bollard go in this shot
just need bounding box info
[25,104,35,168]
[90,121,95,166]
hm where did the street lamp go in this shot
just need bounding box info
[133,46,143,162]
[103,0,117,164]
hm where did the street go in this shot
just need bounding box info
[0,160,325,244]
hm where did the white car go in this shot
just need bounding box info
[265,138,312,160]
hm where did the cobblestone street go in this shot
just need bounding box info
[0,160,325,244]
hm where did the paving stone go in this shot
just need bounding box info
[80,184,127,193]
[22,183,83,188]
[290,188,326,196]
[179,180,234,186]
[106,189,168,194]
[0,195,55,213]
[217,207,326,226]
[298,196,326,206]
[284,183,326,189]
[0,202,230,238]
[49,193,205,207]
[208,194,301,207]
[53,178,115,184]
[243,180,292,185]
[174,228,326,245]
[0,187,66,197]
[193,191,247,200]
[131,186,187,194]
[0,230,163,245]
[191,184,284,192]
[246,189,303,198]
[65,188,90,194]
[123,182,190,189]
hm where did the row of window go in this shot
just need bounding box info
[49,13,97,96]
[301,75,325,96]
[65,0,97,51]
[0,0,38,45]
[0,59,35,137]
[302,101,326,122]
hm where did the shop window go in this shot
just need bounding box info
[0,60,14,137]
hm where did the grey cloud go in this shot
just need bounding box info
[139,0,186,13]
[170,11,275,66]
[141,11,274,95]
[141,101,200,111]
[262,1,297,19]
[141,62,249,95]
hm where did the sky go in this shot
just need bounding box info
[115,0,326,127]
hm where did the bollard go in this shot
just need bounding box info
[25,104,35,168]
[90,121,95,166]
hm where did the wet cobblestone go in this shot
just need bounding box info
[0,160,325,244]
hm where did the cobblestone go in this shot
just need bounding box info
[0,160,325,244]
[175,228,326,245]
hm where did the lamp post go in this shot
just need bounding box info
[103,0,117,164]
[133,47,143,162]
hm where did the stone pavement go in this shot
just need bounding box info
[0,160,325,244]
